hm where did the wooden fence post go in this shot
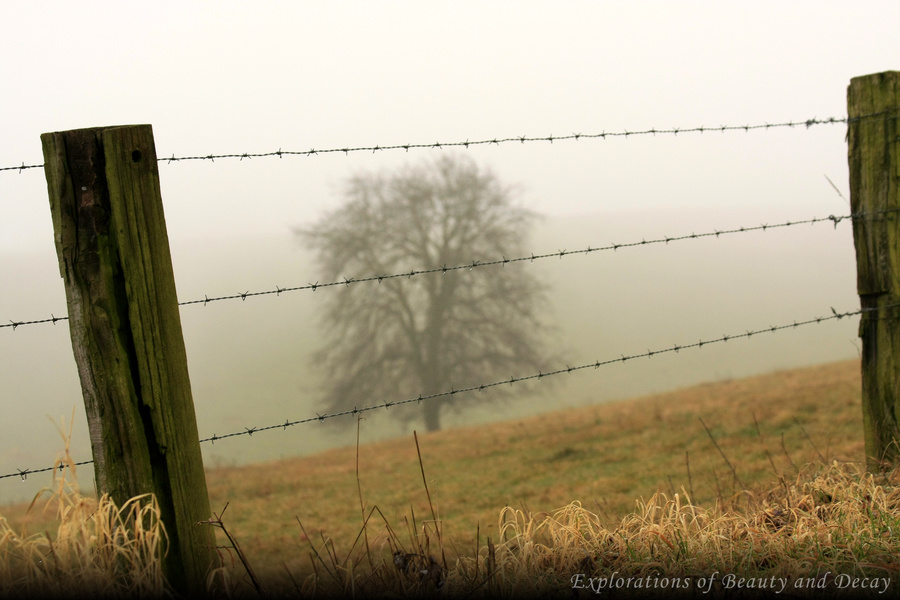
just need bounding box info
[41,125,216,594]
[848,71,900,471]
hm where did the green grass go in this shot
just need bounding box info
[3,358,898,597]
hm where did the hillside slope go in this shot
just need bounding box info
[195,358,864,579]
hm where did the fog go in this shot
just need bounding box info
[0,202,860,504]
[1,2,895,503]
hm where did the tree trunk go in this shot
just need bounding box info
[423,401,442,432]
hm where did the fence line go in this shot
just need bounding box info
[2,209,887,332]
[0,302,888,483]
[4,102,896,490]
[2,113,892,175]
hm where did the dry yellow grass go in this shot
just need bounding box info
[453,462,900,597]
[198,359,866,583]
[0,416,168,598]
[3,359,897,598]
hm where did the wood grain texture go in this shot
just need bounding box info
[41,125,215,595]
[848,71,900,470]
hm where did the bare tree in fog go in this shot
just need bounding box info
[297,154,555,432]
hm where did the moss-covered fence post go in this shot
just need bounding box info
[848,71,900,471]
[41,125,216,594]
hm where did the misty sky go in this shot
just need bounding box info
[1,2,898,502]
[3,2,898,249]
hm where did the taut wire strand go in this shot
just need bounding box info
[3,210,891,331]
[2,112,893,174]
[0,303,888,482]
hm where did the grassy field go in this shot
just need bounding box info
[3,358,898,597]
[198,359,867,571]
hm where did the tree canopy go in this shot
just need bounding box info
[298,154,555,432]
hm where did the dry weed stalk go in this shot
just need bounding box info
[200,502,264,597]
[290,429,448,598]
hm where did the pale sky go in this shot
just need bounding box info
[1,2,898,502]
[3,2,898,250]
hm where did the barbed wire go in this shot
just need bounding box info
[0,460,97,482]
[0,162,44,173]
[2,112,894,175]
[4,209,884,332]
[0,302,888,482]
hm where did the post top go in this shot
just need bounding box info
[41,124,153,138]
[850,70,899,85]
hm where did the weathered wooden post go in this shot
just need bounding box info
[848,71,900,471]
[41,125,216,594]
